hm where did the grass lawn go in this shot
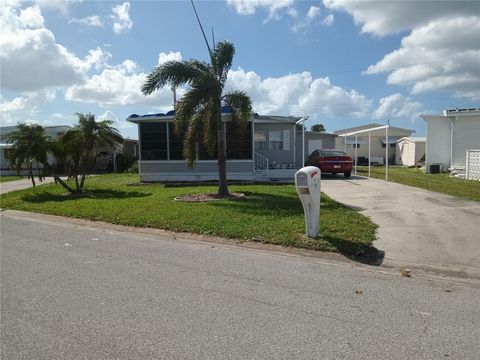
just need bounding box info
[0,173,377,256]
[356,166,480,201]
[0,175,23,183]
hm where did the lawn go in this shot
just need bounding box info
[0,175,23,183]
[355,166,480,201]
[0,174,377,256]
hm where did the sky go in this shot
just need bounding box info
[1,0,479,139]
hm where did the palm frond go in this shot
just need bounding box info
[222,90,252,123]
[213,40,235,85]
[142,60,210,95]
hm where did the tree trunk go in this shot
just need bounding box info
[29,163,35,187]
[216,103,229,197]
[44,162,76,194]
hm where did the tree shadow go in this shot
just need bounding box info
[22,189,151,203]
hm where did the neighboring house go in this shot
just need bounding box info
[0,125,138,174]
[304,131,337,155]
[395,137,426,167]
[127,109,313,182]
[0,125,71,175]
[334,123,415,165]
[421,108,480,176]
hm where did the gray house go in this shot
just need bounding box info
[128,110,334,182]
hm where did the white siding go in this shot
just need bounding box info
[426,117,451,170]
[452,117,480,168]
[140,160,254,182]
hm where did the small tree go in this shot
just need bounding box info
[142,41,251,197]
[7,123,51,187]
[310,124,326,132]
[61,113,123,193]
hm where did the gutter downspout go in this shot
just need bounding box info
[295,116,309,166]
[450,116,455,170]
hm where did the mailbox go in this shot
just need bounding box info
[295,166,321,238]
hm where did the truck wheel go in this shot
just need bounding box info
[344,172,351,179]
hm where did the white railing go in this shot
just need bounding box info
[466,149,480,181]
[254,152,269,177]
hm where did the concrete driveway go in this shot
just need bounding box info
[321,176,480,279]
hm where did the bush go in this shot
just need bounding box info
[127,161,139,173]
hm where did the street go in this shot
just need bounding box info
[1,210,479,359]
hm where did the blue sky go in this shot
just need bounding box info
[1,0,479,139]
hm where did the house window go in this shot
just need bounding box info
[269,130,283,150]
[168,123,184,160]
[4,149,12,160]
[140,122,168,160]
[390,143,396,148]
[349,143,360,149]
[227,122,252,160]
[254,131,267,151]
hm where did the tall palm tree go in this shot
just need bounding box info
[7,123,53,187]
[62,113,123,193]
[142,40,252,196]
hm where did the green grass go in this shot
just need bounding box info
[356,166,480,201]
[0,173,377,256]
[0,175,23,183]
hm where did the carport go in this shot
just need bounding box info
[337,125,391,180]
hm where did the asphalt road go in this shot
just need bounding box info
[1,211,479,360]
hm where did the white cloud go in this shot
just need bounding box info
[373,94,423,122]
[65,60,180,108]
[98,110,134,130]
[226,68,370,118]
[366,16,480,100]
[111,2,132,34]
[322,14,334,26]
[306,6,321,20]
[69,15,103,27]
[0,91,56,125]
[158,51,182,65]
[0,3,115,92]
[323,0,480,36]
[325,0,480,101]
[226,0,294,21]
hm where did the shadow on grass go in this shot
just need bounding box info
[22,189,151,203]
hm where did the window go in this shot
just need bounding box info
[168,123,184,160]
[390,143,396,148]
[227,122,252,160]
[4,149,12,160]
[349,143,360,149]
[269,130,283,150]
[140,122,168,160]
[254,131,267,151]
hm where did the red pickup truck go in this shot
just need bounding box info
[305,149,353,178]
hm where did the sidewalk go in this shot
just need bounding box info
[0,177,57,194]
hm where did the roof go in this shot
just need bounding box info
[422,108,480,120]
[396,137,426,143]
[305,131,337,137]
[127,109,301,124]
[333,123,415,135]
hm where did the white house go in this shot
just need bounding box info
[395,137,426,167]
[421,109,480,175]
[334,123,415,165]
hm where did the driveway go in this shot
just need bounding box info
[321,176,480,278]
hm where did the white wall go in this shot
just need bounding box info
[452,116,480,168]
[426,117,451,170]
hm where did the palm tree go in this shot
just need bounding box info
[142,40,252,196]
[7,123,53,187]
[62,113,123,193]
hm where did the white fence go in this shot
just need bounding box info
[466,149,480,181]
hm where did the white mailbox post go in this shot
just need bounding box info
[295,166,321,238]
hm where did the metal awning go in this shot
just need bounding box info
[380,137,401,144]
